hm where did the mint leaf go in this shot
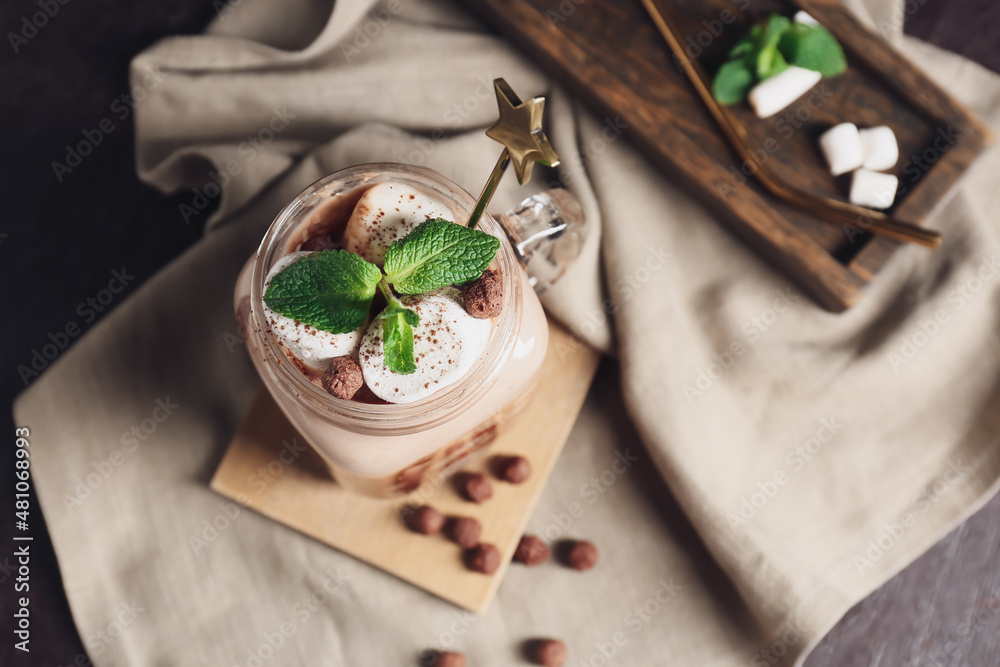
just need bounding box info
[778,23,846,77]
[380,303,418,375]
[376,282,419,375]
[383,219,501,294]
[759,14,792,51]
[713,59,755,105]
[713,25,760,105]
[757,46,789,80]
[392,303,420,327]
[756,14,791,80]
[264,250,381,334]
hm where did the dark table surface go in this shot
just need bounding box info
[1,1,999,665]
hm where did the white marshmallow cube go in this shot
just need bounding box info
[794,11,820,25]
[849,168,899,209]
[748,66,822,118]
[819,123,865,176]
[859,125,899,171]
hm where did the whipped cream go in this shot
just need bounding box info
[342,182,451,266]
[359,288,491,404]
[262,252,364,371]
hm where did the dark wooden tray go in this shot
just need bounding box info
[466,0,993,310]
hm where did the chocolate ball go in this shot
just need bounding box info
[465,543,501,574]
[321,356,364,399]
[404,505,445,536]
[429,651,466,667]
[565,540,598,571]
[462,269,503,319]
[529,639,567,666]
[460,472,493,504]
[497,455,531,484]
[513,534,550,566]
[446,516,482,549]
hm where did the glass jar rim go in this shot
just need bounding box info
[248,163,522,435]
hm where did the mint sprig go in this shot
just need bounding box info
[264,250,381,334]
[383,218,501,294]
[264,219,500,377]
[712,13,846,106]
[378,289,420,375]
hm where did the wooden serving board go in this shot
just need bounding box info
[466,0,993,311]
[210,320,600,613]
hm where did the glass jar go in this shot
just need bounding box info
[235,163,578,498]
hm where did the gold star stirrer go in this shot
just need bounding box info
[467,79,561,229]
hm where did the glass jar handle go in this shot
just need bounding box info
[495,189,588,294]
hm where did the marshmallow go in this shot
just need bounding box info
[359,289,491,404]
[342,182,451,266]
[859,125,899,171]
[748,66,823,118]
[849,168,899,209]
[819,123,865,176]
[794,11,820,26]
[262,252,365,371]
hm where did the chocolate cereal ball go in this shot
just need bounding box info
[565,540,598,571]
[404,505,445,536]
[429,651,465,667]
[321,356,364,399]
[513,535,550,566]
[459,472,493,504]
[529,638,567,666]
[465,543,501,574]
[446,516,482,549]
[463,269,503,319]
[496,455,532,484]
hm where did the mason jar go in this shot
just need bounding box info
[234,163,584,497]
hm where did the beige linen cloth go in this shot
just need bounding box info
[16,0,1000,664]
